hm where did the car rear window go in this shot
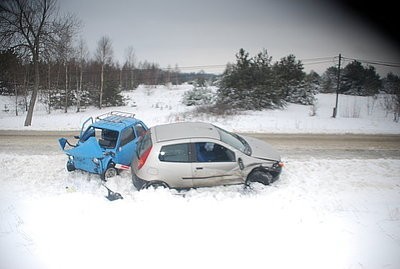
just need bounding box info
[136,131,152,158]
[159,143,190,162]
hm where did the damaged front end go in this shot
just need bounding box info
[59,136,113,175]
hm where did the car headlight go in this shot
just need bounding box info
[92,158,100,164]
[272,161,284,169]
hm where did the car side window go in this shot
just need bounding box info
[80,127,95,142]
[120,127,136,147]
[134,123,146,138]
[159,143,190,162]
[99,129,119,148]
[195,142,235,162]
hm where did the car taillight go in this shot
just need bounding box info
[137,146,152,170]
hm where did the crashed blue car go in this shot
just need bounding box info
[59,111,148,180]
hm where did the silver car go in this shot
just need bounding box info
[131,122,283,190]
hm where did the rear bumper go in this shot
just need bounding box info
[132,173,149,190]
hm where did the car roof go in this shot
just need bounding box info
[152,122,220,143]
[91,116,140,131]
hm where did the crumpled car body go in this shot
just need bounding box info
[59,111,148,179]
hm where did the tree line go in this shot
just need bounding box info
[1,0,399,125]
[0,47,216,114]
[216,48,400,118]
[0,0,217,124]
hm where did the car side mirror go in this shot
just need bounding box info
[238,158,244,170]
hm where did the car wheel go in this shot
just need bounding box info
[246,170,273,186]
[66,162,75,172]
[101,166,118,181]
[145,181,169,190]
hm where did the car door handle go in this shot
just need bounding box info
[196,167,203,170]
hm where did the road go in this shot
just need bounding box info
[0,130,399,159]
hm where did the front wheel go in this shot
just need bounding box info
[144,181,169,190]
[66,161,75,172]
[101,165,118,181]
[246,170,273,186]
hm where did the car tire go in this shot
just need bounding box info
[246,170,273,186]
[101,164,118,181]
[66,162,75,172]
[145,181,169,190]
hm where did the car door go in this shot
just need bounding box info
[157,142,193,189]
[191,141,242,187]
[115,126,136,165]
[116,122,148,166]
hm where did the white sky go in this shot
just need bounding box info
[59,0,400,75]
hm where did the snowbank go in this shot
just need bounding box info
[0,153,399,269]
[0,85,399,134]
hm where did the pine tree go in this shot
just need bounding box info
[102,79,125,107]
[383,73,400,94]
[218,49,254,109]
[321,67,338,93]
[383,73,400,121]
[218,48,283,110]
[341,60,381,96]
[272,54,312,105]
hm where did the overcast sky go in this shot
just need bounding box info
[59,0,400,75]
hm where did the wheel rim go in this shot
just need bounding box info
[147,182,167,190]
[104,167,117,178]
[247,171,273,185]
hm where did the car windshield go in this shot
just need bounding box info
[215,126,251,155]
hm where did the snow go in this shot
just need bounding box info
[1,85,400,269]
[1,153,399,269]
[0,84,399,134]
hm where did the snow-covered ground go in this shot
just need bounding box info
[1,153,399,269]
[0,84,399,134]
[0,85,400,269]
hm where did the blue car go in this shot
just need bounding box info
[59,111,148,180]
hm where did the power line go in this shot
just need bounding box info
[3,55,400,79]
[301,56,336,62]
[302,59,336,66]
[161,64,226,71]
[161,56,338,71]
[341,56,400,68]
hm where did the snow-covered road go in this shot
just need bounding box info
[1,130,399,157]
[1,134,400,269]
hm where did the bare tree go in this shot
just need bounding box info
[124,46,136,90]
[0,0,79,125]
[53,23,75,113]
[95,35,113,109]
[76,37,88,112]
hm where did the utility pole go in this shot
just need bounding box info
[333,54,341,118]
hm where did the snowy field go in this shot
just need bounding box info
[1,85,400,269]
[0,84,399,134]
[1,153,399,269]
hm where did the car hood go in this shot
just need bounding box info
[64,137,104,159]
[241,135,281,161]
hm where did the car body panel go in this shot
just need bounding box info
[132,122,282,190]
[191,161,243,187]
[241,135,281,161]
[59,111,148,177]
[153,139,194,188]
[190,139,243,187]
